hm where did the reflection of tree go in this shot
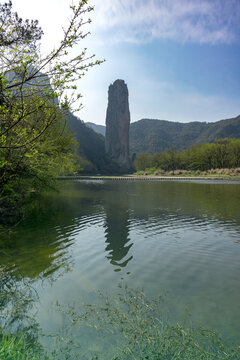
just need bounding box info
[0,184,100,280]
[0,222,74,281]
[0,266,41,353]
[104,187,133,269]
[0,183,103,355]
[0,195,94,353]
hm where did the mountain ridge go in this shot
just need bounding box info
[87,115,240,154]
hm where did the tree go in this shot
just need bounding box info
[227,139,240,168]
[0,0,102,150]
[0,0,43,107]
[134,152,153,171]
[0,0,103,214]
[0,1,43,49]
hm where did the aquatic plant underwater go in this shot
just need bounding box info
[1,283,239,359]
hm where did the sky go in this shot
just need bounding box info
[12,0,240,125]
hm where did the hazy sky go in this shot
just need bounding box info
[12,0,240,125]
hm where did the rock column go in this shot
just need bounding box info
[105,79,130,168]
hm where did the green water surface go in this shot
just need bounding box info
[1,179,240,356]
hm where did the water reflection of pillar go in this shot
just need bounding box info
[104,190,133,270]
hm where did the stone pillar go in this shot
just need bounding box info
[105,79,130,168]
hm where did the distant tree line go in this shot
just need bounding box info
[134,139,240,172]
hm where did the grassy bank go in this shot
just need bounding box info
[135,167,240,178]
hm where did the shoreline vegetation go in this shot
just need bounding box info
[134,167,240,178]
[132,139,240,176]
[0,1,102,220]
[59,168,240,181]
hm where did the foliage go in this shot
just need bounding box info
[0,332,46,360]
[52,285,239,359]
[133,152,154,171]
[0,0,102,121]
[0,271,239,359]
[134,138,240,172]
[0,0,103,215]
[67,112,127,174]
[0,108,77,220]
[0,265,46,359]
[0,0,43,50]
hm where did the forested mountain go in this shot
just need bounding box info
[196,115,240,144]
[86,122,106,136]
[130,115,240,154]
[130,119,206,154]
[66,113,122,173]
[86,115,240,154]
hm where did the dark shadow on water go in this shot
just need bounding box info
[103,186,133,270]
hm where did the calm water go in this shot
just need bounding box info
[1,179,240,354]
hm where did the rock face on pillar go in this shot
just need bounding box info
[105,79,130,168]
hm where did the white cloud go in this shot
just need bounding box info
[129,78,240,123]
[90,0,240,44]
[79,73,240,125]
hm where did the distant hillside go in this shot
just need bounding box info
[86,122,105,136]
[66,113,124,174]
[196,115,240,144]
[130,115,240,154]
[130,119,206,154]
[67,112,106,169]
[86,115,240,154]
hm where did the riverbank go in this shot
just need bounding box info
[59,174,240,181]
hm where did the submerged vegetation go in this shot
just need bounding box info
[52,285,239,359]
[134,138,240,175]
[0,285,239,359]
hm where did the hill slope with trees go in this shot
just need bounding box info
[86,122,106,136]
[67,113,124,174]
[86,115,240,154]
[0,0,102,219]
[129,115,240,154]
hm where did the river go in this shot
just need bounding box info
[1,179,240,357]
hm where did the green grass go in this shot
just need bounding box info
[134,168,240,178]
[0,333,45,360]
